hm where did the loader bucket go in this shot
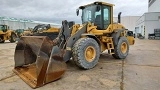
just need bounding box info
[13,36,67,88]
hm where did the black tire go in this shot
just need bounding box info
[0,36,5,43]
[112,37,129,59]
[9,33,17,43]
[0,40,5,43]
[72,38,100,69]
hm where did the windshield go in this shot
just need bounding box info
[81,5,111,30]
[0,25,5,31]
[16,29,24,33]
[82,5,98,24]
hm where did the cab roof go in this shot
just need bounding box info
[79,1,114,9]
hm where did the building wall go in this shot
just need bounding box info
[135,15,145,37]
[148,0,160,12]
[136,12,160,38]
[145,13,160,37]
[113,16,140,32]
[0,19,60,30]
[0,20,38,30]
[145,21,160,35]
[145,12,160,20]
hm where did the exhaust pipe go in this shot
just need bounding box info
[118,12,122,23]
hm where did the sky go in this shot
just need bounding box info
[0,0,148,24]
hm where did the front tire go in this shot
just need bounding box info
[0,40,5,43]
[0,36,5,43]
[9,33,17,43]
[112,37,129,59]
[72,38,100,69]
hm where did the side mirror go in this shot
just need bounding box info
[96,5,100,11]
[76,9,79,16]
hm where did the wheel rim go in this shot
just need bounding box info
[85,46,96,62]
[121,42,127,54]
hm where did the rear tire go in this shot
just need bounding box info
[9,33,17,43]
[112,37,129,59]
[72,38,100,69]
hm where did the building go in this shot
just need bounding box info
[135,0,160,39]
[0,16,60,30]
[148,0,160,12]
[135,12,160,38]
[114,16,140,32]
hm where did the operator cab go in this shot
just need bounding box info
[77,2,114,30]
[0,25,8,32]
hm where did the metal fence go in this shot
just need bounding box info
[154,29,160,40]
[148,29,160,40]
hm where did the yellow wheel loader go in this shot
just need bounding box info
[13,1,135,88]
[32,24,60,40]
[0,25,17,43]
[15,29,33,38]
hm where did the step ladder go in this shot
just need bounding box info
[107,42,114,55]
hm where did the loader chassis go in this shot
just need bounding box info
[0,25,17,43]
[13,1,134,88]
[32,24,59,40]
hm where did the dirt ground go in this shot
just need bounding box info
[0,39,160,90]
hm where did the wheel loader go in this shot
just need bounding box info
[0,25,17,43]
[32,24,60,40]
[13,1,135,88]
[15,29,33,38]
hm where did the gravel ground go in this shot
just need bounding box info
[0,39,160,90]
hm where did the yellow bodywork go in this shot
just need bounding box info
[70,1,135,54]
[127,36,135,45]
[43,27,59,33]
[0,30,12,40]
[71,22,134,53]
[0,25,17,43]
[23,30,33,36]
[0,30,17,43]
